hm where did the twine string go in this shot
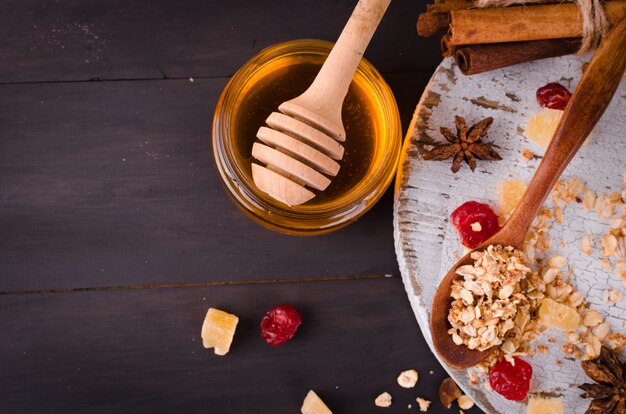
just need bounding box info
[473,0,609,53]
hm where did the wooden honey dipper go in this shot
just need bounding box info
[251,0,392,206]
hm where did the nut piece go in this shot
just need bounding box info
[301,390,332,414]
[554,206,563,224]
[600,234,618,257]
[617,262,626,284]
[581,234,593,255]
[600,259,612,269]
[521,148,534,160]
[415,397,431,412]
[542,267,558,284]
[457,395,475,410]
[582,188,596,211]
[547,255,567,269]
[595,194,615,218]
[439,377,462,409]
[374,392,392,408]
[595,321,611,340]
[583,309,603,327]
[397,369,419,388]
[201,308,239,356]
[606,289,622,304]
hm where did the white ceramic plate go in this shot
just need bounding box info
[393,56,625,413]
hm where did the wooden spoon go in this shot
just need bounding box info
[252,0,392,206]
[430,18,626,370]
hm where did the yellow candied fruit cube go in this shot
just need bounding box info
[525,109,563,148]
[497,179,527,217]
[301,390,333,414]
[538,298,580,331]
[525,109,592,148]
[527,397,563,414]
[201,308,239,356]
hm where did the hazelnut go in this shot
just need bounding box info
[439,377,462,409]
[457,395,475,410]
[374,392,392,408]
[397,369,418,388]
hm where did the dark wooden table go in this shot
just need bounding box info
[0,1,483,413]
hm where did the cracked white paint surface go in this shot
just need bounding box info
[393,56,625,414]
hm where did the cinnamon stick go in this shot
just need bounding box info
[417,1,623,39]
[417,12,450,37]
[449,1,626,45]
[455,38,581,75]
[427,0,474,13]
[440,34,456,57]
[424,0,621,14]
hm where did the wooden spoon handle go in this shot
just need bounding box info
[501,18,626,247]
[303,0,391,108]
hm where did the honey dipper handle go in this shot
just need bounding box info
[304,0,391,110]
[501,19,626,248]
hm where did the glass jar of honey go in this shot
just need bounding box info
[212,39,401,235]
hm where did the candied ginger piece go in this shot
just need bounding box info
[538,298,580,331]
[527,397,563,414]
[525,109,591,148]
[526,109,562,147]
[201,308,239,356]
[301,390,332,414]
[497,179,527,217]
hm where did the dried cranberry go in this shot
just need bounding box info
[536,82,572,110]
[260,304,302,346]
[450,201,500,249]
[489,357,532,401]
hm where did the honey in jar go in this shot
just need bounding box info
[212,40,401,234]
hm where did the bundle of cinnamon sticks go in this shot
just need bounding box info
[418,0,626,75]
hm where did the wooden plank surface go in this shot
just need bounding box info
[0,0,438,83]
[0,1,479,413]
[0,277,479,414]
[0,73,431,292]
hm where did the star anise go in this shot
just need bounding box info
[579,346,626,414]
[422,115,502,173]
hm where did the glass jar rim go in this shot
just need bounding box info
[212,39,402,234]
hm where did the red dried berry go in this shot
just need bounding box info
[260,304,302,346]
[489,357,533,401]
[536,82,572,110]
[450,201,500,249]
